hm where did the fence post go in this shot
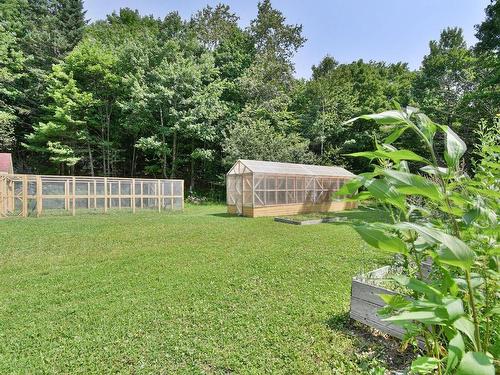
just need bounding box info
[118,180,122,210]
[87,182,90,210]
[104,177,108,213]
[93,179,97,210]
[157,179,161,212]
[132,178,136,213]
[170,181,174,210]
[8,176,14,213]
[72,176,76,216]
[22,175,28,217]
[181,180,184,210]
[64,180,69,211]
[140,181,143,209]
[36,175,42,217]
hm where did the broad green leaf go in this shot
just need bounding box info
[463,204,497,227]
[420,165,449,176]
[378,294,410,309]
[453,317,477,350]
[345,110,409,125]
[344,191,373,202]
[335,172,375,196]
[383,308,447,324]
[442,297,464,320]
[393,275,442,300]
[467,187,500,199]
[488,304,500,316]
[411,356,440,374]
[456,352,494,375]
[440,125,466,170]
[347,151,381,159]
[382,170,442,201]
[415,113,437,142]
[446,332,464,373]
[364,179,406,212]
[448,192,468,208]
[384,150,428,163]
[442,268,459,297]
[396,223,475,270]
[405,106,419,116]
[353,225,408,254]
[440,203,464,217]
[384,126,409,144]
[454,275,484,291]
[335,178,363,196]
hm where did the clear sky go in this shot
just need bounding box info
[83,0,491,78]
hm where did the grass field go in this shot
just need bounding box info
[0,204,392,373]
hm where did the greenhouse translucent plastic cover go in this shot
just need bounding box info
[226,160,356,213]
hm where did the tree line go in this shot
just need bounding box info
[0,0,498,195]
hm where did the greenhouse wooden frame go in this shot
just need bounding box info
[226,160,357,217]
[0,173,184,218]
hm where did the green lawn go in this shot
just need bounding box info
[0,204,391,373]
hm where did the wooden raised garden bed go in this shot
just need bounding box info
[350,266,406,339]
[350,262,432,340]
[274,216,346,225]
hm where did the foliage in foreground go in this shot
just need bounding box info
[339,107,498,374]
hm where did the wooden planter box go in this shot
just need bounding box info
[274,217,345,225]
[350,266,406,339]
[350,262,432,340]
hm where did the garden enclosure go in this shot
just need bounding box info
[0,174,183,218]
[226,160,357,217]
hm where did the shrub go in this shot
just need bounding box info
[341,107,498,374]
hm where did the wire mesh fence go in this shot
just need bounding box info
[0,174,184,218]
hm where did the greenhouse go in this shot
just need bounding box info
[226,159,357,217]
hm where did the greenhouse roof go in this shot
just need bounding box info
[228,159,355,177]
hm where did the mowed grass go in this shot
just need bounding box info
[0,205,389,373]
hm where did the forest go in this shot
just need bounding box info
[0,0,498,196]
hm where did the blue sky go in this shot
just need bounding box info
[83,0,490,78]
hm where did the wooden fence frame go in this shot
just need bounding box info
[0,173,184,218]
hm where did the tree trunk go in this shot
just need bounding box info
[131,137,136,177]
[162,133,167,178]
[101,121,107,176]
[87,139,95,177]
[170,128,177,178]
[106,102,111,175]
[189,141,195,194]
[159,107,167,178]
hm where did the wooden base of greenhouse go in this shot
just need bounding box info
[227,201,357,218]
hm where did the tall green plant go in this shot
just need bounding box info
[340,107,498,374]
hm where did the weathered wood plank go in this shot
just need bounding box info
[351,279,396,306]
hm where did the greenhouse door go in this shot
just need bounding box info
[235,175,243,215]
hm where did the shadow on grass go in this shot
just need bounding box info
[319,206,394,225]
[207,204,392,222]
[326,311,415,372]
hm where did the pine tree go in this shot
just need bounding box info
[54,0,87,58]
